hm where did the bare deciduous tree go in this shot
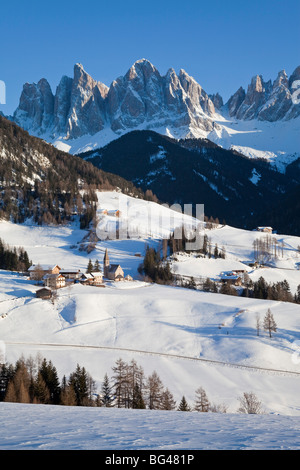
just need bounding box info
[238,391,262,414]
[194,386,210,412]
[263,308,277,338]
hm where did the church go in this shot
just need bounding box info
[103,249,124,281]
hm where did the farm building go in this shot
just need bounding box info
[29,264,61,281]
[43,273,66,289]
[36,288,52,300]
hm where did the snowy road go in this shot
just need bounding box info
[5,340,300,377]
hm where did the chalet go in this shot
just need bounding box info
[80,273,94,285]
[81,272,103,286]
[29,264,61,281]
[59,269,82,280]
[256,227,273,234]
[103,249,124,281]
[91,271,103,285]
[43,273,66,289]
[220,274,242,286]
[36,288,52,300]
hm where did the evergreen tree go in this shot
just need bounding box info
[93,259,100,272]
[132,383,146,409]
[68,364,90,406]
[177,395,191,411]
[39,359,61,404]
[33,372,50,404]
[101,373,114,407]
[295,285,300,303]
[60,375,77,406]
[86,259,94,274]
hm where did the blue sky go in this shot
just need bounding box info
[1,0,299,114]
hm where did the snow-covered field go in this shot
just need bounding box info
[1,402,300,450]
[1,191,300,449]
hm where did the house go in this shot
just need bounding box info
[107,209,121,217]
[81,272,103,286]
[256,227,273,233]
[36,288,52,300]
[43,273,66,289]
[29,264,61,281]
[103,249,124,281]
[220,274,242,286]
[80,273,95,285]
[91,271,103,285]
[59,269,82,280]
[99,209,108,216]
[125,274,133,281]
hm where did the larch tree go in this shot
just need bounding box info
[146,371,164,410]
[263,308,277,338]
[194,386,210,412]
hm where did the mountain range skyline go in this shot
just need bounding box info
[8,58,300,161]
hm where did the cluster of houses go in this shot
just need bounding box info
[33,249,132,299]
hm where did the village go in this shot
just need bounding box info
[32,249,133,300]
[31,225,278,300]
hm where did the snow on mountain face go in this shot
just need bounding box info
[12,59,216,143]
[11,60,300,164]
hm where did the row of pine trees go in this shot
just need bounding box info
[0,238,31,272]
[0,355,228,413]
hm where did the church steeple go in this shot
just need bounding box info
[103,249,110,278]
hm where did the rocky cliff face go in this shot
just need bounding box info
[12,60,300,145]
[12,59,217,140]
[226,67,300,121]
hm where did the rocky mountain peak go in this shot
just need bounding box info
[227,66,300,121]
[11,61,300,145]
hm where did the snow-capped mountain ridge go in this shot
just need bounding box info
[13,59,216,142]
[11,60,300,162]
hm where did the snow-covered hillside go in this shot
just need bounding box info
[210,113,300,172]
[1,191,300,421]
